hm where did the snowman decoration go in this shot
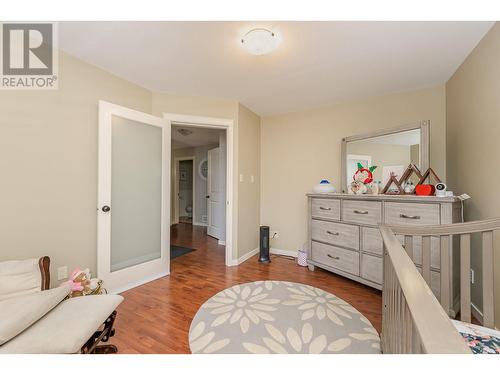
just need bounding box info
[350,163,377,195]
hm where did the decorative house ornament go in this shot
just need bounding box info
[415,167,442,196]
[313,179,336,194]
[381,164,422,195]
[381,172,405,195]
[417,167,442,185]
[381,164,444,197]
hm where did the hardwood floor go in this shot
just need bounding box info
[109,223,382,354]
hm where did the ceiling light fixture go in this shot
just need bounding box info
[241,28,279,56]
[177,128,193,136]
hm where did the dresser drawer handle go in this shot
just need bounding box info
[400,214,421,220]
[319,206,331,211]
[326,230,339,236]
[353,210,369,215]
[327,254,340,260]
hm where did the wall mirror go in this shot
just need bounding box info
[341,121,430,193]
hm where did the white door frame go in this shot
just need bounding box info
[173,156,196,225]
[164,113,235,267]
[207,147,222,239]
[98,101,170,294]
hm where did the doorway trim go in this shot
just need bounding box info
[173,156,196,225]
[164,113,235,267]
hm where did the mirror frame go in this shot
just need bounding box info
[341,120,430,193]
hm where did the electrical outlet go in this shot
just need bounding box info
[271,231,279,239]
[239,174,244,183]
[57,266,68,280]
[251,175,255,183]
[470,268,475,284]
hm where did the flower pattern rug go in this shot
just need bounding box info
[188,281,381,354]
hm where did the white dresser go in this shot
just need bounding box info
[306,193,463,309]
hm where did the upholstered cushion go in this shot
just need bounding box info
[0,284,71,345]
[0,294,124,353]
[0,258,42,301]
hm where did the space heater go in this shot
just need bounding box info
[258,226,270,263]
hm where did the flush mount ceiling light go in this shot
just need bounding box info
[241,28,279,56]
[177,128,193,136]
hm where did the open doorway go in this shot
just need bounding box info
[176,158,194,224]
[170,124,227,262]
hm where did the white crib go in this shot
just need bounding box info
[379,218,499,354]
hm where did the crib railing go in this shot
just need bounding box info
[388,218,499,329]
[380,225,470,353]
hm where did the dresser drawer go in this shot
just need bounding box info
[311,198,341,220]
[361,227,383,255]
[311,241,359,276]
[311,220,359,250]
[342,200,382,226]
[396,235,441,269]
[360,253,382,285]
[385,202,440,226]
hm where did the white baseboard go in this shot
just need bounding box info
[193,222,207,227]
[109,271,170,295]
[230,247,297,267]
[271,248,298,258]
[235,248,259,265]
[110,252,160,272]
[218,240,226,245]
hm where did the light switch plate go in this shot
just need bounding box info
[239,174,244,182]
[57,266,68,280]
[251,175,255,183]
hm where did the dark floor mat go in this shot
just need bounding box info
[171,245,196,259]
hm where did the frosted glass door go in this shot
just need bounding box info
[110,115,162,271]
[98,101,169,293]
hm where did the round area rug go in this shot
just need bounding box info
[188,281,381,354]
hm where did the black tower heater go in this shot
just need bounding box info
[259,225,271,263]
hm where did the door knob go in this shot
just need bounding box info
[101,205,111,213]
[206,195,210,199]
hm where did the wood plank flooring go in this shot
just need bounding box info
[109,223,382,353]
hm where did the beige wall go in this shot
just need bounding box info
[237,104,261,257]
[261,85,446,254]
[446,22,500,326]
[0,51,152,281]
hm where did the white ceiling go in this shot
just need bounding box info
[172,125,222,149]
[58,21,494,116]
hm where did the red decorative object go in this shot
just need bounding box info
[353,163,376,184]
[415,184,435,196]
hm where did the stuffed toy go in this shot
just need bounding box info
[350,163,377,194]
[353,163,377,184]
[63,268,104,298]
